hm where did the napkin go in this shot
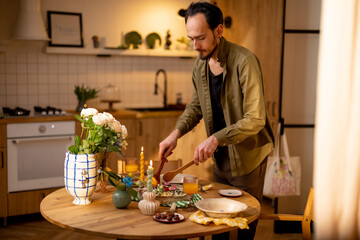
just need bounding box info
[189,210,249,229]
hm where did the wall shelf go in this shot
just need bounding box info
[45,47,197,58]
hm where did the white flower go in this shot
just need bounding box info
[109,120,122,133]
[80,108,98,118]
[92,113,106,126]
[102,112,115,123]
[121,125,128,138]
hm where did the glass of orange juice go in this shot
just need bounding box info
[125,157,139,173]
[183,176,199,212]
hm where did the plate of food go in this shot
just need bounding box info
[218,189,242,197]
[153,212,185,223]
[154,182,189,205]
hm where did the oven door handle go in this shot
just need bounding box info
[12,136,74,144]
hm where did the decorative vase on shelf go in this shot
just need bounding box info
[138,191,160,215]
[113,190,131,208]
[64,152,98,205]
[76,101,86,113]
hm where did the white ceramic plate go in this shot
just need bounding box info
[195,198,248,218]
[218,189,242,197]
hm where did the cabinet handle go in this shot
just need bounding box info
[1,151,3,169]
[42,193,46,198]
[138,121,143,136]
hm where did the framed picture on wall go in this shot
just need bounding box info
[47,11,84,47]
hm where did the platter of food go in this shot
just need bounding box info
[153,212,185,224]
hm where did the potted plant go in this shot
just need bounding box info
[103,170,137,208]
[74,84,100,112]
[65,108,128,205]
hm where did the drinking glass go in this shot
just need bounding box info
[182,176,199,212]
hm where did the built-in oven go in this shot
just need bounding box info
[7,121,75,192]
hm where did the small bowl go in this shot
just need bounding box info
[195,198,247,218]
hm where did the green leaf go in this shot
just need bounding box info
[75,135,81,146]
[126,187,138,199]
[68,145,78,154]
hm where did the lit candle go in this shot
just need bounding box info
[140,146,144,181]
[147,160,154,192]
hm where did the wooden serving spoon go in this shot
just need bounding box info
[162,161,195,182]
[153,158,167,184]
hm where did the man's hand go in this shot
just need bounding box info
[193,135,219,165]
[159,129,181,160]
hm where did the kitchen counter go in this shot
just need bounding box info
[0,108,184,124]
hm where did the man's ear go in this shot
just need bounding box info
[216,24,224,39]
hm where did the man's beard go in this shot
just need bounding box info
[199,33,218,60]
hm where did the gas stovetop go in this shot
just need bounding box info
[2,106,67,118]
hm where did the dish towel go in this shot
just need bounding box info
[189,210,249,229]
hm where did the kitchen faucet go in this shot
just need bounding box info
[154,69,167,109]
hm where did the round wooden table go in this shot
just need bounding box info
[40,182,260,240]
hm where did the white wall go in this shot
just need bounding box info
[0,0,197,111]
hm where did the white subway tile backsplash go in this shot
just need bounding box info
[6,74,16,85]
[48,64,58,74]
[6,53,16,63]
[6,95,17,106]
[38,64,48,74]
[28,95,39,106]
[38,74,48,84]
[17,85,28,95]
[27,53,37,63]
[6,63,16,74]
[0,74,5,84]
[0,63,5,74]
[28,63,38,74]
[0,54,5,63]
[17,53,27,63]
[6,85,17,95]
[17,74,27,85]
[28,85,38,95]
[2,45,195,110]
[37,53,47,63]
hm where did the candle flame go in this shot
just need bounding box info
[141,146,143,152]
[150,160,153,167]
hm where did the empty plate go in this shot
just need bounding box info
[218,189,242,197]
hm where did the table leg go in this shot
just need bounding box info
[229,229,238,240]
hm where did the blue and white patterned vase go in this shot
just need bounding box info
[64,152,98,205]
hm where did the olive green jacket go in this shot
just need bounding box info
[175,37,274,176]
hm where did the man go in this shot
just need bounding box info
[159,2,274,239]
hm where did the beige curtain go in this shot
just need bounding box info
[314,0,360,239]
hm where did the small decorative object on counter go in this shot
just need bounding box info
[74,84,100,112]
[67,108,128,196]
[92,35,99,48]
[164,30,172,50]
[100,84,121,112]
[102,170,137,208]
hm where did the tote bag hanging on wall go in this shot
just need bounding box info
[263,123,301,197]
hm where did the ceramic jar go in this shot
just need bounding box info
[138,191,160,215]
[112,190,131,208]
[64,152,97,205]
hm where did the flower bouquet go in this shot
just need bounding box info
[67,108,128,194]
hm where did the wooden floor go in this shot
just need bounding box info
[0,198,302,240]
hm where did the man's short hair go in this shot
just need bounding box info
[185,2,223,30]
